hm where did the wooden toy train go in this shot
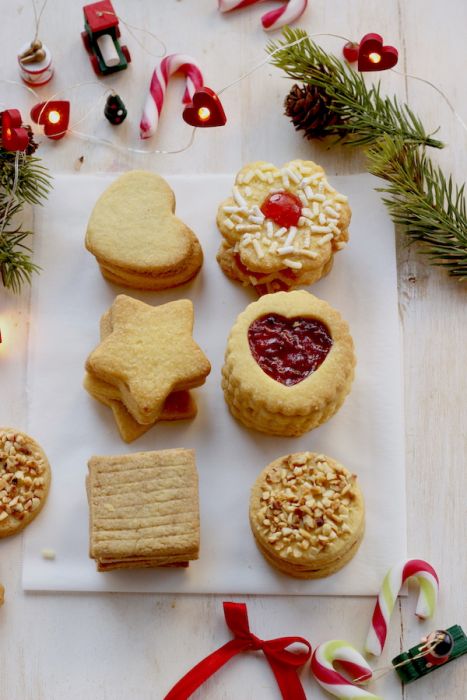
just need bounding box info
[81,0,131,76]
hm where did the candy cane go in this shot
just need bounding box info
[311,640,382,699]
[140,54,204,139]
[218,0,308,32]
[365,559,439,656]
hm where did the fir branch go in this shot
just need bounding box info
[0,142,51,293]
[367,137,467,279]
[268,27,444,150]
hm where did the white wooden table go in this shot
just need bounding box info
[0,1,466,698]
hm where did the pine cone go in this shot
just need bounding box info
[284,83,342,140]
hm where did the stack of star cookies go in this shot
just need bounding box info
[87,448,200,571]
[84,295,211,442]
[249,452,365,579]
[85,170,203,290]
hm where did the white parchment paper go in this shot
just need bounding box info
[22,173,406,594]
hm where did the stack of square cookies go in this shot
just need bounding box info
[87,448,200,571]
[84,295,211,442]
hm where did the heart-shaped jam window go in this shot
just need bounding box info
[248,314,333,386]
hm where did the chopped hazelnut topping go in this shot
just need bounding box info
[0,431,47,525]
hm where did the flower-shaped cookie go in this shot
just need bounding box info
[216,160,351,294]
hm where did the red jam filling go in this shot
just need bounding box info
[260,190,302,228]
[248,314,333,386]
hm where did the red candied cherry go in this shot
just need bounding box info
[260,191,302,228]
[343,41,360,63]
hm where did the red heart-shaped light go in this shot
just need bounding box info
[357,33,398,72]
[30,100,70,140]
[248,314,333,386]
[182,87,227,128]
[1,109,29,151]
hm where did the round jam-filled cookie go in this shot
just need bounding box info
[222,291,355,436]
[216,160,351,295]
[0,429,51,538]
[250,452,365,579]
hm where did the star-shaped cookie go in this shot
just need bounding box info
[85,295,211,425]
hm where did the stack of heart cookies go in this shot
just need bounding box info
[84,295,211,442]
[85,170,203,290]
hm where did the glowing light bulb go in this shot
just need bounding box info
[369,52,382,64]
[198,107,211,122]
[48,110,61,124]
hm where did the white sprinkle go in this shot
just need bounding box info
[335,203,342,211]
[302,207,314,219]
[263,238,271,247]
[303,232,311,248]
[266,172,274,183]
[283,258,303,269]
[231,214,243,223]
[41,548,56,560]
[233,186,247,208]
[274,227,288,238]
[310,193,326,202]
[324,181,335,193]
[244,186,252,197]
[284,167,301,184]
[312,202,320,216]
[242,234,252,244]
[254,232,261,238]
[223,205,244,213]
[233,242,239,252]
[249,276,259,286]
[298,216,307,227]
[284,227,297,247]
[298,192,308,206]
[266,221,274,237]
[325,206,340,219]
[323,199,333,207]
[304,185,314,199]
[249,215,265,225]
[319,212,327,225]
[277,245,295,255]
[300,166,313,175]
[256,169,268,182]
[301,249,319,259]
[281,173,290,188]
[335,194,348,203]
[269,241,278,253]
[253,239,265,259]
[318,233,334,245]
[272,170,282,179]
[310,225,332,234]
[225,219,235,230]
[236,224,261,232]
[336,241,346,250]
[318,182,325,193]
[243,170,255,184]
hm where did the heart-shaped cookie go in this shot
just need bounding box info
[30,100,70,139]
[358,33,398,72]
[248,313,333,386]
[1,110,29,151]
[183,87,227,127]
[85,170,203,289]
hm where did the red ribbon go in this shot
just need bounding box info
[164,602,312,700]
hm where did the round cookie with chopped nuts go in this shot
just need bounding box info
[249,452,364,579]
[0,429,51,538]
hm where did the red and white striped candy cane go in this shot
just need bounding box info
[140,54,204,139]
[365,559,439,656]
[218,0,308,32]
[311,641,382,699]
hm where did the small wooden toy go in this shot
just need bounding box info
[392,625,467,684]
[81,0,131,76]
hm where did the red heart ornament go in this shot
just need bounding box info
[1,109,29,151]
[182,87,227,128]
[30,100,70,140]
[248,314,333,386]
[358,33,398,72]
